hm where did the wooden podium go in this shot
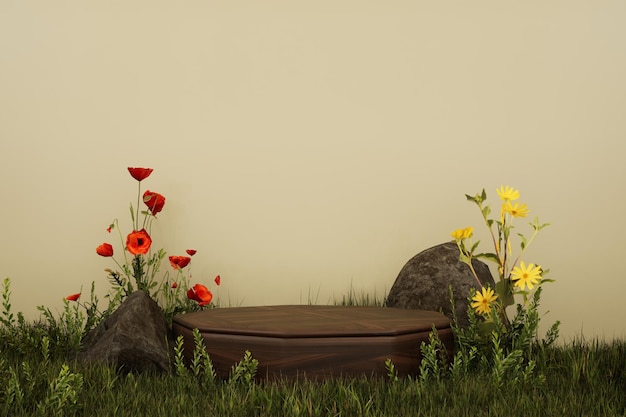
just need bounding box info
[172,305,453,380]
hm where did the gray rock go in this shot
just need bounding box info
[78,291,170,373]
[386,242,495,327]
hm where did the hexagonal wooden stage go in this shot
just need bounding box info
[172,305,453,380]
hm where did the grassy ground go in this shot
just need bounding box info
[1,284,624,416]
[2,326,625,417]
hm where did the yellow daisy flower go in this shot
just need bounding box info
[451,227,474,240]
[510,261,542,290]
[502,201,529,218]
[471,287,498,315]
[496,185,520,201]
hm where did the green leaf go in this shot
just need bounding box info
[496,279,515,307]
[518,233,528,250]
[474,252,500,264]
[515,288,529,298]
[465,193,477,203]
[482,205,491,218]
[466,190,486,204]
[530,216,551,231]
[458,252,472,265]
[478,320,497,338]
[470,240,481,254]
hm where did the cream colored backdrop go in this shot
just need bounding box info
[1,1,624,340]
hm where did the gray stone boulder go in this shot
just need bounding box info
[78,290,170,373]
[386,242,495,327]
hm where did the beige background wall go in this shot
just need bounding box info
[1,1,624,340]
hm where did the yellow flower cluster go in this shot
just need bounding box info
[451,226,474,240]
[453,186,545,318]
[497,186,541,290]
[498,185,528,218]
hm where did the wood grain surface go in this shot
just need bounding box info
[172,305,453,379]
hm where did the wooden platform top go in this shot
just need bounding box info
[173,305,451,338]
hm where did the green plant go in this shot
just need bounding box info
[451,186,558,354]
[4,366,26,413]
[444,186,561,388]
[448,344,477,382]
[452,186,553,327]
[66,167,221,326]
[333,283,386,307]
[1,278,82,358]
[190,328,216,384]
[489,330,523,387]
[229,350,259,385]
[1,277,16,328]
[384,358,398,382]
[36,299,85,355]
[36,364,83,417]
[418,327,450,385]
[173,335,189,377]
[66,281,110,334]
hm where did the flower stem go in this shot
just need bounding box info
[114,219,133,277]
[511,228,540,270]
[135,181,141,231]
[454,241,483,288]
[466,257,484,288]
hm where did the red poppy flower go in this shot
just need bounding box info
[96,243,114,257]
[143,190,165,215]
[66,293,81,302]
[186,249,197,256]
[187,284,213,306]
[169,256,191,270]
[128,167,153,182]
[214,275,221,286]
[171,282,178,289]
[126,229,152,255]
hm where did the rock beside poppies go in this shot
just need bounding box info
[386,242,495,328]
[78,290,170,373]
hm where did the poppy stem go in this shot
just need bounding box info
[135,182,141,231]
[114,218,132,279]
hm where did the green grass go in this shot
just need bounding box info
[1,277,624,416]
[2,326,625,417]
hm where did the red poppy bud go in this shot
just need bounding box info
[143,190,165,215]
[171,282,178,289]
[128,167,153,182]
[66,293,81,302]
[126,229,152,255]
[214,275,221,286]
[96,243,114,257]
[186,249,197,256]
